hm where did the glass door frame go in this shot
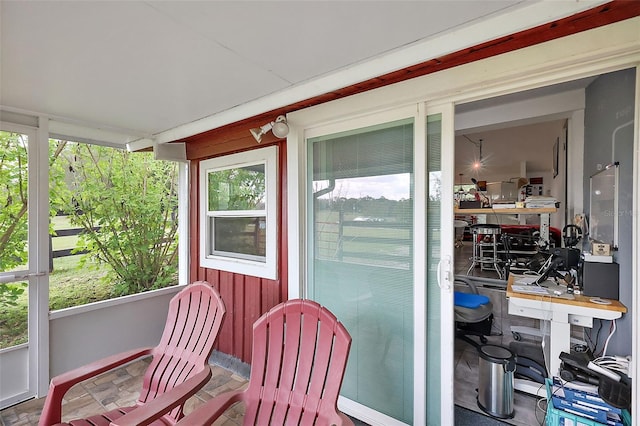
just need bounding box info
[424,101,456,422]
[0,119,49,408]
[287,103,456,425]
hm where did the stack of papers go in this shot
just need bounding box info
[514,276,538,285]
[492,203,516,209]
[525,196,557,208]
[512,285,549,295]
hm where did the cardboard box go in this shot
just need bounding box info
[592,243,611,256]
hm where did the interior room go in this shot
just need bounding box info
[452,68,635,425]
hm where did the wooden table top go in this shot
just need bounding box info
[506,274,627,313]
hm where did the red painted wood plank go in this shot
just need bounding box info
[204,268,219,288]
[217,271,235,355]
[243,276,262,362]
[232,274,245,359]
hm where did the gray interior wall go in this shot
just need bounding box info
[583,67,636,356]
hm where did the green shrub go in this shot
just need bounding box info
[51,142,179,296]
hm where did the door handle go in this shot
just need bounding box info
[437,256,452,291]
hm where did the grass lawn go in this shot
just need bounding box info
[0,256,111,349]
[48,256,112,310]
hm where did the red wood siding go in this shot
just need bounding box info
[190,140,287,363]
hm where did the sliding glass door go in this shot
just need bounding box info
[308,118,415,424]
[299,103,454,424]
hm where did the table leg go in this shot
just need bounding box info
[540,213,550,247]
[548,319,571,378]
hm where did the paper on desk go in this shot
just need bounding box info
[514,275,539,285]
[512,285,549,295]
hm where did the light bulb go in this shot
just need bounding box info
[271,116,289,138]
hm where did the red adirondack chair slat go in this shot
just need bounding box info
[174,298,354,426]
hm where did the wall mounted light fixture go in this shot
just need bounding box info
[250,115,289,143]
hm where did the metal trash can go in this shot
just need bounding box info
[477,344,516,419]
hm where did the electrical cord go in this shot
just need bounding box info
[602,319,616,357]
[584,328,595,352]
[592,320,615,358]
[535,381,548,426]
[535,397,547,426]
[592,320,604,356]
[593,353,629,377]
[538,378,573,426]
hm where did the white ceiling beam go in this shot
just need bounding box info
[49,120,146,149]
[455,89,586,133]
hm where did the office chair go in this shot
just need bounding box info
[454,276,495,349]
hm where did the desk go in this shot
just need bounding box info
[506,275,626,389]
[454,207,556,247]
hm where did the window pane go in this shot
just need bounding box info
[309,118,414,423]
[200,146,277,279]
[0,130,29,352]
[0,132,28,274]
[426,113,443,422]
[213,216,266,259]
[208,164,265,211]
[0,282,28,349]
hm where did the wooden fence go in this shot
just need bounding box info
[48,214,99,271]
[315,210,412,269]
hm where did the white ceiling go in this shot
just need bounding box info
[0,1,607,147]
[455,119,567,183]
[454,77,597,181]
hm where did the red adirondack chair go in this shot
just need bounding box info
[39,281,226,426]
[174,299,354,426]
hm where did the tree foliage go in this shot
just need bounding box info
[0,132,28,307]
[50,142,179,296]
[0,133,179,316]
[0,132,28,272]
[206,164,267,256]
[207,165,265,211]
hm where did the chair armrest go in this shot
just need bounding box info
[38,347,153,426]
[110,367,212,426]
[174,389,245,425]
[337,411,356,426]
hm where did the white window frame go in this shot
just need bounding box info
[199,146,277,279]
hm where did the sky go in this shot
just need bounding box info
[315,173,412,201]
